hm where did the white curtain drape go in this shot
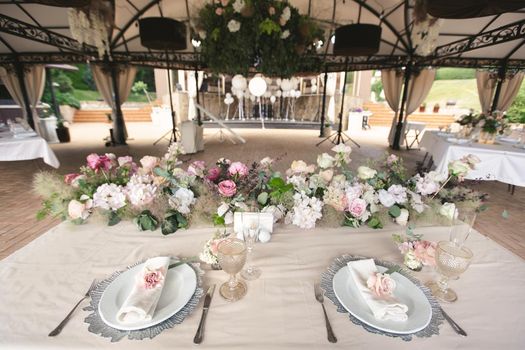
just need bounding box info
[0,65,45,136]
[497,72,524,111]
[91,64,136,141]
[385,68,435,147]
[187,70,204,121]
[382,69,404,146]
[476,70,496,113]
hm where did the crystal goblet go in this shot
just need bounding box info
[217,238,248,302]
[241,213,262,280]
[428,241,473,302]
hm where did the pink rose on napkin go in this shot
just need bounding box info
[143,270,164,289]
[206,167,221,182]
[367,272,396,297]
[413,240,437,266]
[218,180,237,197]
[228,161,249,177]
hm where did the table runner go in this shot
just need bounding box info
[420,131,525,186]
[0,134,60,168]
[0,220,524,349]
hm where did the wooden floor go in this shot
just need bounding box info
[1,123,523,260]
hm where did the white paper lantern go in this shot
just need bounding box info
[232,74,247,90]
[248,76,267,97]
[311,85,318,93]
[226,92,232,98]
[270,95,276,104]
[310,78,317,85]
[275,90,282,97]
[295,90,302,98]
[280,79,292,91]
[224,96,234,105]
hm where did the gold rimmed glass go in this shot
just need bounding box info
[428,241,473,302]
[217,238,248,302]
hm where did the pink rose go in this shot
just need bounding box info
[413,240,437,266]
[215,7,224,15]
[367,273,396,297]
[140,156,160,173]
[64,173,81,185]
[210,238,225,255]
[268,6,276,15]
[386,154,399,166]
[206,167,221,182]
[228,161,249,177]
[218,180,237,197]
[67,198,92,220]
[347,198,367,219]
[143,270,164,289]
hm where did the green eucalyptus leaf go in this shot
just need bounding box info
[153,167,171,179]
[389,205,401,218]
[108,211,121,226]
[257,192,269,205]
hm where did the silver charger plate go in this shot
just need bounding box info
[84,259,204,342]
[320,254,444,341]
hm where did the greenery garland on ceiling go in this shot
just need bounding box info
[195,0,325,77]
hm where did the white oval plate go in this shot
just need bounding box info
[98,261,197,331]
[333,265,432,334]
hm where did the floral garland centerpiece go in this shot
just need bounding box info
[195,0,324,76]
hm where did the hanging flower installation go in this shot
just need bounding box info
[195,0,324,77]
[68,0,114,58]
[411,0,443,56]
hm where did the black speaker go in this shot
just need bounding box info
[139,17,187,51]
[333,24,382,56]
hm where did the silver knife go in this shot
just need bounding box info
[193,285,216,344]
[440,307,467,337]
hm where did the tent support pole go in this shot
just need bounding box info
[15,61,35,130]
[392,62,412,150]
[319,66,329,137]
[110,64,127,145]
[490,62,507,113]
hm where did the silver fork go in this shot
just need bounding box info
[314,283,337,343]
[48,279,98,337]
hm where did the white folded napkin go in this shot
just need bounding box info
[347,259,408,322]
[116,256,171,324]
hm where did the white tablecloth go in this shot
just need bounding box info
[0,220,524,349]
[0,133,60,168]
[420,131,525,187]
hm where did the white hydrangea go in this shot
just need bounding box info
[93,183,127,211]
[287,175,310,193]
[378,189,396,208]
[408,190,425,213]
[227,19,241,33]
[169,187,195,214]
[280,30,290,39]
[317,153,335,169]
[125,174,158,208]
[280,6,291,26]
[387,184,407,204]
[414,173,440,196]
[290,192,323,229]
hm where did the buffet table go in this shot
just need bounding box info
[0,221,523,349]
[420,131,525,187]
[0,132,60,168]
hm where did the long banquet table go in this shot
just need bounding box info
[0,221,524,349]
[0,132,60,168]
[420,130,525,187]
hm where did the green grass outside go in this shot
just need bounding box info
[424,79,481,111]
[73,90,157,103]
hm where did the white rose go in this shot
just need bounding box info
[280,30,290,39]
[395,208,409,226]
[378,189,396,208]
[224,211,234,225]
[317,153,335,169]
[227,19,241,33]
[232,0,244,13]
[427,171,447,183]
[331,143,352,154]
[357,166,377,180]
[439,202,457,221]
[260,157,273,167]
[68,200,90,220]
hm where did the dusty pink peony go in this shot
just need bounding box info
[413,240,437,266]
[367,273,396,297]
[86,153,113,171]
[228,161,249,177]
[218,180,237,197]
[64,173,81,185]
[188,160,206,177]
[268,6,276,15]
[118,156,133,167]
[347,198,367,218]
[206,167,221,182]
[215,7,224,15]
[386,154,399,166]
[140,156,160,173]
